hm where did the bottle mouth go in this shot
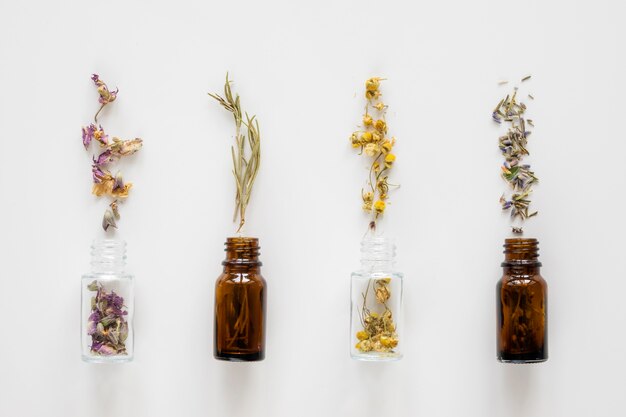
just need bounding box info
[502,238,540,263]
[91,239,127,268]
[224,237,261,260]
[361,236,396,261]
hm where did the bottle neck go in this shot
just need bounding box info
[501,238,541,273]
[91,239,126,274]
[360,236,396,272]
[222,237,262,271]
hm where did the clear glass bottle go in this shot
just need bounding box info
[81,239,134,363]
[497,238,548,363]
[214,237,266,361]
[351,236,403,361]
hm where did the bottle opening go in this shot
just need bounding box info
[361,236,396,262]
[502,238,540,264]
[91,239,127,271]
[224,237,261,262]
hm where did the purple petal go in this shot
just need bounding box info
[91,74,100,84]
[97,344,117,356]
[92,164,105,183]
[81,124,96,149]
[87,320,98,335]
[96,150,113,165]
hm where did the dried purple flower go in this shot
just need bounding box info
[95,149,114,166]
[96,344,117,356]
[83,74,142,231]
[92,164,106,183]
[82,124,96,148]
[91,73,118,106]
[86,280,129,356]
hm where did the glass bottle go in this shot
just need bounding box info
[496,238,548,363]
[214,237,266,361]
[351,236,403,361]
[81,239,134,363]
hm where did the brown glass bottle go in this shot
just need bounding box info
[496,238,548,363]
[214,237,266,361]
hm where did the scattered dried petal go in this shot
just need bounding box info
[102,209,117,231]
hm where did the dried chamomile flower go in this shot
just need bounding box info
[349,77,398,230]
[493,79,538,233]
[82,74,143,231]
[355,278,399,353]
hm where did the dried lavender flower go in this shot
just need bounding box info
[493,79,539,234]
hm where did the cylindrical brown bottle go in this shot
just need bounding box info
[496,238,548,363]
[214,237,266,361]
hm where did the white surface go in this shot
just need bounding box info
[0,0,624,416]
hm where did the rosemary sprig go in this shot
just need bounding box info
[209,74,261,233]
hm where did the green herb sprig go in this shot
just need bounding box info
[209,74,261,233]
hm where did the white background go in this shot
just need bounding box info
[1,0,625,416]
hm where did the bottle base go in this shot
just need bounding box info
[497,352,548,364]
[82,354,133,363]
[498,358,548,364]
[214,351,265,362]
[351,352,403,362]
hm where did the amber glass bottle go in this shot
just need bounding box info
[496,238,548,363]
[214,237,266,361]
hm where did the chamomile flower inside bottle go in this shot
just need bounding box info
[348,77,403,361]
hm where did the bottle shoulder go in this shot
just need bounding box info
[82,272,134,281]
[498,273,547,286]
[216,271,266,285]
[351,270,403,280]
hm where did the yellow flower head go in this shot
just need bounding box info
[372,132,382,143]
[381,140,393,153]
[374,200,386,214]
[363,115,373,126]
[364,143,379,157]
[374,119,387,133]
[384,153,396,169]
[351,132,361,148]
[362,191,374,203]
[361,131,373,142]
[374,102,386,111]
[365,77,381,92]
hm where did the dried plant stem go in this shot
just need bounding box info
[94,103,106,124]
[209,74,261,234]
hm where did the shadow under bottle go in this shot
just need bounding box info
[214,237,266,361]
[496,238,548,363]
